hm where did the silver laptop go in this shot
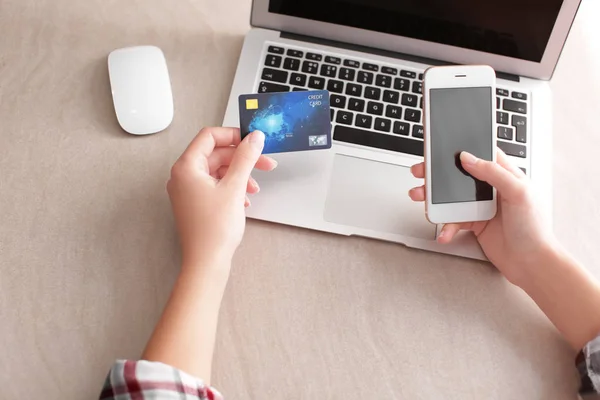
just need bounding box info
[223,0,581,260]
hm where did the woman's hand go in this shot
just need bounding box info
[167,127,277,270]
[408,150,557,286]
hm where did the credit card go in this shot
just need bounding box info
[238,90,331,154]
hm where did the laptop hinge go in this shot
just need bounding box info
[280,31,520,83]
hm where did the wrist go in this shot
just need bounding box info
[180,249,233,285]
[512,239,567,290]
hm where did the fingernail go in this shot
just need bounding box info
[250,130,265,148]
[252,180,260,192]
[270,159,278,169]
[460,151,478,166]
[438,230,445,238]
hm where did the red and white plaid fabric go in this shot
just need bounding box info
[99,360,223,400]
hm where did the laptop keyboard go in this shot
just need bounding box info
[258,44,529,159]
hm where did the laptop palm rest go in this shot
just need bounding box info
[324,154,435,240]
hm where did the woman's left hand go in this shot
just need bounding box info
[167,127,276,270]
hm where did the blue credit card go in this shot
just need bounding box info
[238,90,332,154]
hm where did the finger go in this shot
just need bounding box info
[247,176,260,194]
[410,162,425,179]
[496,148,526,178]
[460,151,523,201]
[215,166,260,194]
[207,147,277,173]
[178,127,242,168]
[437,224,461,243]
[408,185,425,202]
[245,196,250,208]
[221,131,265,195]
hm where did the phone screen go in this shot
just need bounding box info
[429,87,493,204]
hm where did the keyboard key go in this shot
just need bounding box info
[308,76,325,90]
[355,114,373,129]
[290,73,307,86]
[383,90,400,104]
[419,97,423,109]
[374,118,392,132]
[496,88,509,96]
[405,108,421,122]
[394,78,410,91]
[512,91,527,100]
[386,105,402,119]
[331,94,347,109]
[393,121,410,136]
[496,97,500,109]
[268,46,284,54]
[367,101,384,115]
[330,109,335,121]
[292,87,307,91]
[283,58,300,71]
[262,68,288,83]
[412,124,424,139]
[287,49,303,58]
[512,115,527,143]
[412,81,422,94]
[498,126,514,140]
[382,66,398,75]
[327,80,344,93]
[365,87,381,100]
[503,99,527,114]
[265,54,282,68]
[306,52,322,61]
[497,111,509,125]
[258,81,290,93]
[418,73,424,80]
[400,70,417,79]
[344,59,360,68]
[302,61,319,74]
[334,126,424,156]
[346,83,363,97]
[401,93,418,107]
[348,98,366,112]
[320,64,338,77]
[375,74,392,88]
[358,71,374,85]
[497,141,526,158]
[325,56,341,65]
[339,67,356,81]
[363,63,379,72]
[336,110,353,125]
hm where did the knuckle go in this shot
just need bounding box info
[170,161,188,180]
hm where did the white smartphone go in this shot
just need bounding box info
[423,65,497,224]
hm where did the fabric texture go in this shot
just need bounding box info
[579,334,600,399]
[99,360,223,400]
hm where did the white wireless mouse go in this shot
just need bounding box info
[108,46,174,135]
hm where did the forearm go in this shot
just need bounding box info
[518,244,600,350]
[141,256,230,383]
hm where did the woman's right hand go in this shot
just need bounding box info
[408,150,558,286]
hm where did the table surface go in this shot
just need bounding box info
[1,1,600,398]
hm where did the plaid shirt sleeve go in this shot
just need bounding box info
[99,360,223,400]
[578,335,600,399]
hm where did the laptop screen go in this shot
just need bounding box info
[268,0,564,63]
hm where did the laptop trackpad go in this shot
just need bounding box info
[324,154,435,240]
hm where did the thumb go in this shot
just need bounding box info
[221,130,265,193]
[459,151,522,200]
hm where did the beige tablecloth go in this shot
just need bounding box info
[1,1,599,399]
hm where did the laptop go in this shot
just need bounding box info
[223,0,581,260]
